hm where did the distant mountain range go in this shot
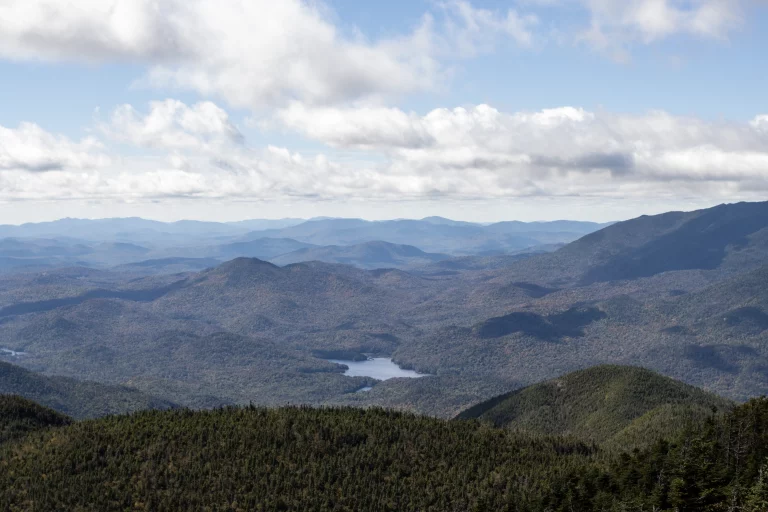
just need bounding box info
[0,216,611,273]
[271,241,451,269]
[238,217,611,255]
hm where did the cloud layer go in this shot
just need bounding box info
[276,103,768,182]
[1,100,767,205]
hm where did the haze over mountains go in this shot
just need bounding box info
[0,217,610,274]
[0,201,767,419]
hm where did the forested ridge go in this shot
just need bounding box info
[0,395,71,444]
[2,393,768,511]
[457,365,734,448]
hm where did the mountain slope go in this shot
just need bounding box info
[0,361,176,419]
[270,241,450,269]
[0,405,596,511]
[0,394,71,444]
[3,397,768,511]
[516,201,768,285]
[457,365,733,446]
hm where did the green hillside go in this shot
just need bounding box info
[0,394,71,444]
[0,405,595,512]
[0,361,176,419]
[456,365,734,447]
[2,396,768,511]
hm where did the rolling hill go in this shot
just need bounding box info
[457,365,733,447]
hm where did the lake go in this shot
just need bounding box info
[328,357,429,381]
[1,348,28,357]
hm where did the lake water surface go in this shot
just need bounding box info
[1,348,28,357]
[329,357,429,381]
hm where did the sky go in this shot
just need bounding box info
[0,0,767,224]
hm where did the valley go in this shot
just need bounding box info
[0,201,767,417]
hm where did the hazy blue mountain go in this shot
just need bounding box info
[270,241,451,269]
[113,257,222,275]
[211,238,317,261]
[484,220,614,234]
[224,218,305,231]
[0,217,304,244]
[419,216,479,227]
[0,217,610,271]
[242,218,605,255]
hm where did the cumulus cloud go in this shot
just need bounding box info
[0,122,108,172]
[0,0,541,109]
[751,115,768,131]
[276,103,434,150]
[2,99,766,206]
[102,99,243,150]
[273,103,768,186]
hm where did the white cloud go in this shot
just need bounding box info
[751,115,768,131]
[0,122,108,172]
[577,0,743,57]
[0,0,542,109]
[273,103,768,187]
[2,97,767,206]
[102,99,243,150]
[439,1,539,54]
[0,0,436,106]
[276,103,434,150]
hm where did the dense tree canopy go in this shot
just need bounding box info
[1,396,768,511]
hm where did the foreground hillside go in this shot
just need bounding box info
[457,365,733,447]
[0,395,71,443]
[0,405,594,511]
[2,395,768,511]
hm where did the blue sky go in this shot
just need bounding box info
[0,0,766,223]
